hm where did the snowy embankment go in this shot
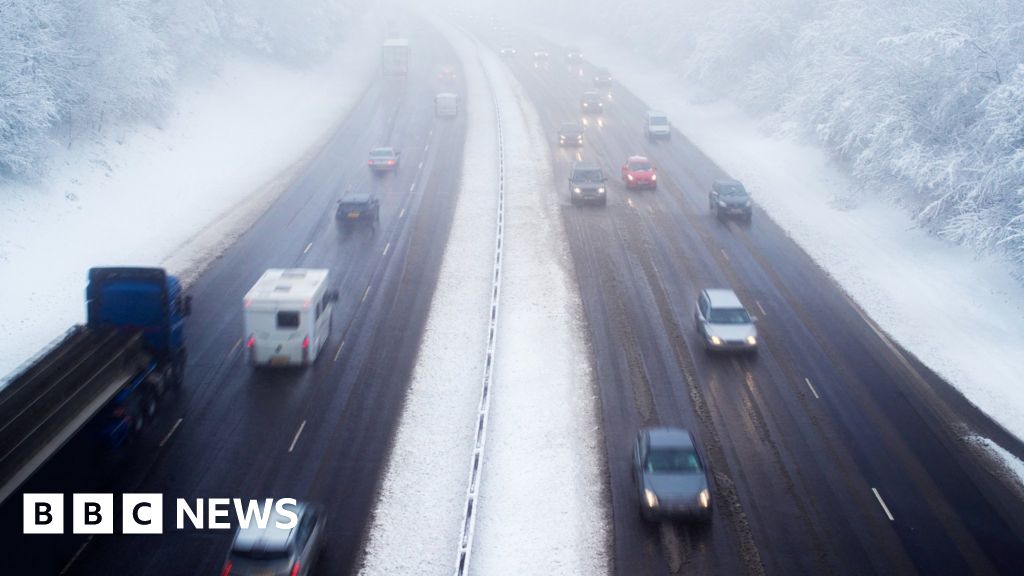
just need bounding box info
[0,20,380,381]
[360,17,608,576]
[551,34,1024,486]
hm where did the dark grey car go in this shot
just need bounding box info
[580,91,604,114]
[633,428,712,522]
[336,193,380,229]
[568,162,608,206]
[222,501,324,576]
[558,122,584,147]
[710,178,753,222]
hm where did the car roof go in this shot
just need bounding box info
[572,162,602,171]
[704,288,744,308]
[370,147,394,154]
[714,178,744,188]
[644,427,695,449]
[231,503,308,553]
[627,155,650,164]
[647,110,667,117]
[582,91,600,97]
[560,122,582,130]
[340,193,373,203]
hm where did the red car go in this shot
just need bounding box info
[621,156,658,190]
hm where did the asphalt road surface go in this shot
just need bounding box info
[483,26,1024,576]
[0,21,467,576]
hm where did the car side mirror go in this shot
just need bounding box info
[183,295,193,317]
[327,290,340,303]
[750,316,759,323]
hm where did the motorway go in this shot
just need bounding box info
[0,22,467,576]
[481,26,1024,576]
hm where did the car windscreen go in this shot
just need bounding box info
[650,116,668,126]
[709,307,751,324]
[629,162,653,172]
[370,149,392,157]
[574,169,604,182]
[720,184,748,197]
[230,546,290,561]
[561,124,582,134]
[645,448,702,473]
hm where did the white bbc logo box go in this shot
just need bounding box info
[24,493,163,534]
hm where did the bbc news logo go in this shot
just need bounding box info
[23,494,298,535]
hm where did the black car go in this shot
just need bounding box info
[558,122,584,147]
[337,193,380,229]
[568,162,607,206]
[593,67,612,86]
[709,179,753,222]
[580,91,604,114]
[566,47,583,63]
[633,427,712,523]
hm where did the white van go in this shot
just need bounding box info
[645,110,671,140]
[243,269,338,367]
[435,92,458,117]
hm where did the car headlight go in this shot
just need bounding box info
[597,187,606,194]
[651,174,657,181]
[710,335,722,345]
[560,136,566,141]
[746,336,757,345]
[718,201,727,207]
[577,135,583,141]
[699,489,710,508]
[627,174,634,181]
[644,489,659,509]
[574,187,582,194]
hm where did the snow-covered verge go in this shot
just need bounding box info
[969,436,1024,492]
[534,34,1024,478]
[360,17,608,576]
[0,18,380,381]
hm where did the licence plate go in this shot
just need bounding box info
[270,355,291,366]
[347,211,361,218]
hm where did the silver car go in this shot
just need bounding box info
[633,427,712,522]
[368,146,401,172]
[695,288,758,353]
[221,501,324,576]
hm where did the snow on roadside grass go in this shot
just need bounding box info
[0,18,380,381]
[358,19,498,574]
[469,49,609,576]
[534,33,1024,469]
[969,436,1024,491]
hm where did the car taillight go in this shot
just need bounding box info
[387,159,395,165]
[302,336,310,350]
[247,335,255,348]
[367,159,373,166]
[291,562,301,576]
[221,561,232,576]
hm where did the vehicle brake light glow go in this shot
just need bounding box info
[221,561,232,576]
[302,336,310,350]
[291,562,301,576]
[247,335,255,348]
[387,159,395,165]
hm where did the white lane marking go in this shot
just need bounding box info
[159,418,184,447]
[647,205,654,214]
[424,143,430,152]
[721,249,730,261]
[333,340,346,362]
[756,300,767,317]
[383,242,391,256]
[418,161,424,170]
[804,378,820,399]
[304,242,312,254]
[872,488,894,521]
[230,338,242,357]
[576,151,582,162]
[61,536,94,574]
[399,207,407,219]
[626,197,635,209]
[410,182,417,192]
[288,420,307,453]
[362,285,372,303]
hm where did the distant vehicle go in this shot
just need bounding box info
[645,111,671,140]
[580,91,604,114]
[558,122,584,147]
[633,427,712,522]
[499,47,517,57]
[695,288,758,354]
[336,193,380,229]
[0,266,192,502]
[368,147,401,172]
[533,48,550,59]
[621,155,657,190]
[566,47,583,63]
[593,67,612,86]
[244,269,338,367]
[569,162,608,206]
[709,179,753,222]
[437,66,457,81]
[435,92,459,117]
[382,38,410,76]
[221,501,325,576]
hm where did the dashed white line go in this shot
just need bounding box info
[399,207,406,219]
[230,338,242,356]
[627,197,635,209]
[333,340,346,362]
[288,420,307,453]
[721,249,730,261]
[303,242,312,254]
[418,161,424,170]
[424,143,430,152]
[410,182,417,192]
[756,300,767,317]
[383,242,391,256]
[61,536,93,574]
[872,487,894,521]
[647,205,655,214]
[804,377,820,399]
[362,285,372,303]
[159,418,184,447]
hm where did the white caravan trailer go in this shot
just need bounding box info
[244,269,338,367]
[435,92,458,117]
